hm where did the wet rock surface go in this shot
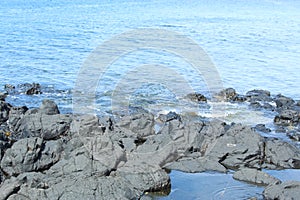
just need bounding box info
[0,86,300,199]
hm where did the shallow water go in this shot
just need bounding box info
[1,0,300,199]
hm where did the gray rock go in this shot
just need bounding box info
[186,93,207,103]
[117,162,170,192]
[116,112,155,137]
[8,106,28,132]
[246,89,272,102]
[70,114,105,137]
[254,124,271,133]
[274,109,299,126]
[215,88,237,101]
[39,99,59,115]
[263,139,300,169]
[25,83,42,95]
[1,137,62,176]
[274,94,295,109]
[263,181,300,200]
[0,100,11,124]
[205,123,264,169]
[233,168,281,186]
[164,156,227,173]
[0,92,7,101]
[0,176,26,200]
[16,112,71,140]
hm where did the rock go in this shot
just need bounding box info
[0,92,7,101]
[116,112,155,137]
[186,93,207,103]
[1,137,62,176]
[0,100,12,124]
[233,168,281,186]
[274,94,295,109]
[70,114,105,137]
[246,89,272,102]
[253,124,271,133]
[164,156,227,173]
[4,84,15,93]
[0,176,27,200]
[263,139,300,169]
[157,111,181,123]
[39,99,59,115]
[263,181,300,200]
[16,112,71,140]
[274,109,300,126]
[8,106,28,131]
[116,162,170,192]
[205,123,264,169]
[25,83,42,95]
[287,130,300,141]
[232,94,247,102]
[215,88,237,101]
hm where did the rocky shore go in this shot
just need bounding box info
[0,85,300,199]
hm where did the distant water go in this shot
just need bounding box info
[1,0,300,199]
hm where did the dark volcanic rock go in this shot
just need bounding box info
[25,83,42,95]
[215,88,237,101]
[1,137,62,176]
[263,181,300,200]
[233,168,281,186]
[0,100,12,124]
[116,112,155,137]
[263,139,300,169]
[186,93,207,103]
[8,106,28,131]
[164,156,227,173]
[205,123,264,169]
[16,113,71,140]
[0,92,7,101]
[157,111,181,123]
[254,124,271,133]
[274,94,295,109]
[246,89,272,102]
[274,109,300,126]
[39,99,60,115]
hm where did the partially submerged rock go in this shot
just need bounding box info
[233,168,281,186]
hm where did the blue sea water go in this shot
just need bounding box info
[1,0,300,199]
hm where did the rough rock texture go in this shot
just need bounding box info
[233,168,281,186]
[0,100,11,124]
[1,137,62,176]
[274,109,300,126]
[263,181,300,200]
[1,90,300,199]
[186,93,207,102]
[263,139,300,169]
